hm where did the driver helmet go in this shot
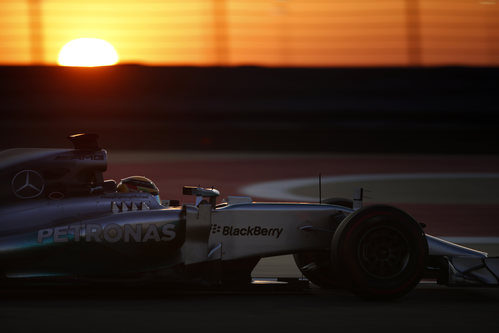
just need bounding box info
[117,176,161,204]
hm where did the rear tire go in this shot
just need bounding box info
[331,205,428,299]
[293,198,353,289]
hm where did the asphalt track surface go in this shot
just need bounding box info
[2,152,499,332]
[1,285,499,333]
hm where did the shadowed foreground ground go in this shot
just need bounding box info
[1,284,498,333]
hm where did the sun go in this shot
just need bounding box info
[58,38,119,67]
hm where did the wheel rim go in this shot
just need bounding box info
[357,226,410,279]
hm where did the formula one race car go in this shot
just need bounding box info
[0,134,498,299]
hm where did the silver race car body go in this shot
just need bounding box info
[0,134,497,299]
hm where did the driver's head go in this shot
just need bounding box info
[117,176,160,204]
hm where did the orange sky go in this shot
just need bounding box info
[1,0,498,66]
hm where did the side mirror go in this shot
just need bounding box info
[182,186,220,208]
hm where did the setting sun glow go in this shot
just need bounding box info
[57,38,119,67]
[0,1,497,66]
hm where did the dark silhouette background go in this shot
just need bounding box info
[1,65,497,153]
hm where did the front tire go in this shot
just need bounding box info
[331,205,428,299]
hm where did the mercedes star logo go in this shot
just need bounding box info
[11,170,45,199]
